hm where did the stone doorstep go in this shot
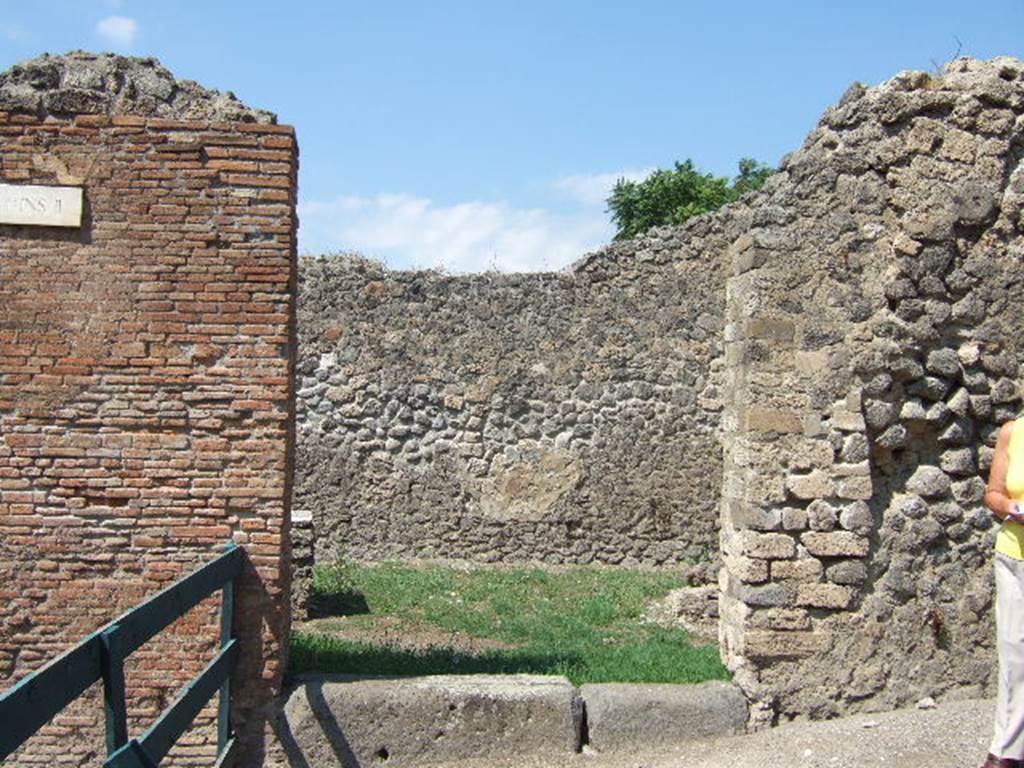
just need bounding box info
[276,675,748,767]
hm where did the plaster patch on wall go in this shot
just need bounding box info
[477,447,583,521]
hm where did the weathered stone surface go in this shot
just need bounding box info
[900,398,928,421]
[580,682,747,752]
[839,501,873,535]
[906,465,952,497]
[840,433,871,463]
[772,558,824,582]
[926,348,962,378]
[745,407,803,433]
[298,237,727,566]
[802,531,871,558]
[717,55,1023,723]
[807,499,838,531]
[952,477,987,506]
[742,630,832,660]
[781,507,809,531]
[280,675,580,766]
[837,475,874,500]
[723,552,770,583]
[876,423,909,448]
[832,409,867,432]
[292,54,1024,729]
[747,607,812,631]
[864,398,899,429]
[786,470,835,500]
[0,51,275,122]
[895,494,929,520]
[940,447,976,476]
[796,583,856,609]
[826,559,868,585]
[736,531,797,560]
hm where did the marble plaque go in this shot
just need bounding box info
[0,183,83,227]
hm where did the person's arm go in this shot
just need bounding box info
[986,421,1019,521]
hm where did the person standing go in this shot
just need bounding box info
[984,420,1024,768]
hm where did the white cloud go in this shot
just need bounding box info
[96,15,138,47]
[298,193,613,273]
[553,168,654,206]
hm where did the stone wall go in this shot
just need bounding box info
[297,56,1024,723]
[718,57,1024,722]
[0,53,297,765]
[296,222,734,573]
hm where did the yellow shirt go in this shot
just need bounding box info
[996,421,1024,559]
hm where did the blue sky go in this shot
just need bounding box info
[1,1,1022,271]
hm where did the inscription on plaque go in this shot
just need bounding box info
[0,183,83,227]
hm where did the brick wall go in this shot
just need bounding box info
[0,110,298,764]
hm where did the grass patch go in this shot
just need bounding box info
[291,562,728,686]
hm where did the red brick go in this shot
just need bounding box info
[0,111,296,767]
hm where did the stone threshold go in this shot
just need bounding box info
[274,674,747,767]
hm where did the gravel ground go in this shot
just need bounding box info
[436,698,993,768]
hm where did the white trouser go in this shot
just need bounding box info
[992,551,1024,758]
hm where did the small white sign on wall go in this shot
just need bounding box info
[0,183,83,227]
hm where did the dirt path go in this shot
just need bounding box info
[439,697,992,768]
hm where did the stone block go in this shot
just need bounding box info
[802,531,870,557]
[831,409,866,432]
[738,531,797,560]
[747,607,811,631]
[742,629,832,660]
[876,423,908,448]
[725,503,782,531]
[837,475,874,500]
[834,461,870,476]
[781,507,809,531]
[744,407,803,434]
[771,558,824,581]
[895,494,928,519]
[864,399,897,430]
[723,552,770,583]
[992,377,1020,404]
[796,350,831,375]
[947,387,971,418]
[580,682,747,753]
[839,501,873,535]
[807,499,837,531]
[938,419,973,446]
[796,583,856,609]
[281,674,580,766]
[970,394,992,419]
[826,559,868,585]
[925,401,952,425]
[926,348,962,378]
[786,469,835,500]
[790,439,836,470]
[906,465,951,497]
[952,477,987,505]
[748,317,796,342]
[900,398,928,421]
[840,433,870,463]
[940,447,976,476]
[724,573,794,607]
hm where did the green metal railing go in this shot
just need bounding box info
[0,543,244,767]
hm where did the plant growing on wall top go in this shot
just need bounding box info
[607,158,774,240]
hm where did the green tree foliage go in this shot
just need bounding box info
[607,158,774,241]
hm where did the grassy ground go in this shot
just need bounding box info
[290,561,729,686]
